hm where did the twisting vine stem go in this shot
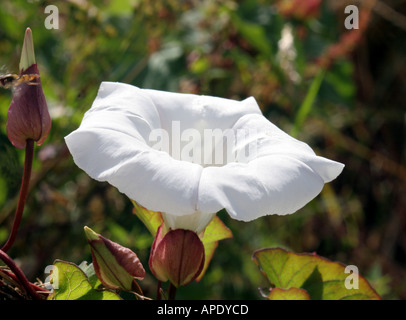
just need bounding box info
[1,139,34,252]
[0,249,43,300]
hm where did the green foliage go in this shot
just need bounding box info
[253,247,381,300]
[132,201,163,236]
[267,287,311,300]
[290,68,326,138]
[197,217,233,282]
[48,260,121,300]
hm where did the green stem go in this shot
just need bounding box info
[290,68,326,138]
[168,282,177,300]
[1,139,34,253]
[0,249,42,300]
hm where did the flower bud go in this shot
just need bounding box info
[149,225,205,288]
[6,28,51,149]
[84,226,145,291]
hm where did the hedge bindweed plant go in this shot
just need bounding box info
[0,28,380,301]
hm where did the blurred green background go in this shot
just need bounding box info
[0,0,405,299]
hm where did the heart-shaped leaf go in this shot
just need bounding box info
[48,260,121,300]
[253,247,381,300]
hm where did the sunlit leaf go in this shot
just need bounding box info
[48,260,121,300]
[78,261,101,289]
[132,200,163,236]
[196,241,218,283]
[201,216,233,244]
[196,216,233,282]
[252,247,381,300]
[267,287,311,300]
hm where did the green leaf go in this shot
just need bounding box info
[230,13,272,57]
[291,68,326,138]
[267,287,311,300]
[78,261,102,289]
[252,247,381,300]
[190,56,210,74]
[196,216,233,282]
[201,216,233,244]
[103,0,135,16]
[132,200,163,236]
[48,260,121,300]
[325,60,355,102]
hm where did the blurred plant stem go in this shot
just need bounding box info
[0,249,43,300]
[1,139,34,253]
[168,282,177,300]
[156,281,177,300]
[157,280,162,300]
[291,68,326,138]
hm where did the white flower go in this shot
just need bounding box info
[65,82,344,233]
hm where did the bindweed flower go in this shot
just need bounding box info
[84,226,146,291]
[149,225,205,288]
[6,28,51,149]
[65,82,344,234]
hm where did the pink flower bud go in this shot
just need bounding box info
[149,225,205,288]
[84,226,146,291]
[6,28,51,149]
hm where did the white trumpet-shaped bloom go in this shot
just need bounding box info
[65,82,344,233]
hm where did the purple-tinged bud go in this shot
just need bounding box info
[6,28,51,149]
[149,225,205,288]
[84,226,146,291]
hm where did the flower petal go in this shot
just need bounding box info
[197,114,344,221]
[65,82,263,217]
[161,211,216,234]
[198,156,326,221]
[66,82,344,224]
[65,83,206,215]
[231,114,344,182]
[142,88,262,134]
[66,127,203,215]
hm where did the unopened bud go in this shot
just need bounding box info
[6,28,51,149]
[84,226,145,291]
[149,225,205,288]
